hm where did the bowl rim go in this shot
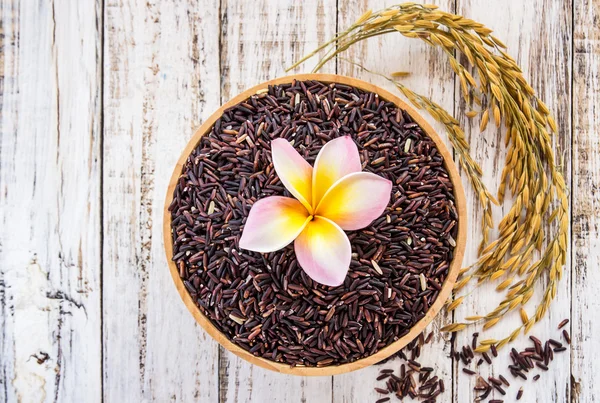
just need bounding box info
[163,73,467,376]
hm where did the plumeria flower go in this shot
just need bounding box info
[239,136,392,286]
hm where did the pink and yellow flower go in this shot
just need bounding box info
[239,136,392,286]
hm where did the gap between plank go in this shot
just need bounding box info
[99,0,106,400]
[569,0,575,400]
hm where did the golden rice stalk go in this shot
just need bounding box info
[447,296,465,311]
[520,308,529,324]
[290,3,568,352]
[483,317,500,330]
[474,345,491,353]
[496,277,513,291]
[391,71,411,77]
[440,322,468,332]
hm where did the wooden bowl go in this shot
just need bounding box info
[163,74,467,376]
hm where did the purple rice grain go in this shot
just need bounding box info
[492,383,506,395]
[548,339,563,348]
[536,362,549,370]
[374,332,447,401]
[479,386,492,400]
[511,369,527,380]
[562,329,571,344]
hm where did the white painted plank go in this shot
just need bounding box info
[102,0,221,401]
[0,0,102,402]
[453,1,572,402]
[218,1,336,401]
[572,0,600,401]
[333,1,456,402]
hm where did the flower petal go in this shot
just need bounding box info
[315,172,392,230]
[312,136,362,207]
[294,216,351,286]
[271,138,313,211]
[239,196,311,253]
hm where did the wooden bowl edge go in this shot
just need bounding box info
[162,73,468,376]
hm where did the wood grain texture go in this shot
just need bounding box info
[0,0,102,402]
[103,0,221,401]
[217,2,337,400]
[334,1,456,401]
[572,0,600,401]
[452,1,572,402]
[1,0,598,401]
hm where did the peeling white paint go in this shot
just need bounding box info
[10,262,56,402]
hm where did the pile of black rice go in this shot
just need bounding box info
[168,79,459,367]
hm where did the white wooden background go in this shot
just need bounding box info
[0,0,597,402]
